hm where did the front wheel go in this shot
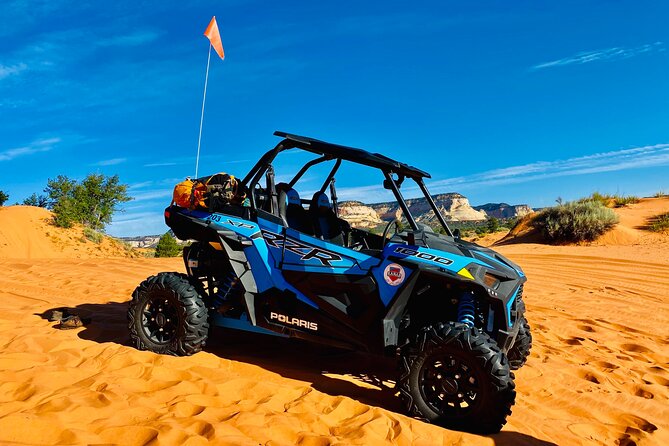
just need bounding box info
[507,316,532,370]
[128,272,209,356]
[398,322,516,433]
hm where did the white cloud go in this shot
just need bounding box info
[0,137,61,161]
[427,143,669,191]
[93,157,126,166]
[0,62,27,80]
[98,30,162,47]
[108,212,167,237]
[132,190,172,202]
[144,162,178,167]
[532,42,665,70]
[332,142,669,203]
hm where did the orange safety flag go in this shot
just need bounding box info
[204,16,225,60]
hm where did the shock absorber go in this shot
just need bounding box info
[212,270,241,310]
[457,291,476,328]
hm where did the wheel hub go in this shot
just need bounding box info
[155,313,167,327]
[142,296,178,344]
[440,377,459,395]
[420,354,481,416]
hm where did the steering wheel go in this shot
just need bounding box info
[382,219,400,246]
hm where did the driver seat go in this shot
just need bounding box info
[310,192,346,246]
[277,185,314,235]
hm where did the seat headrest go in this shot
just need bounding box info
[312,192,331,210]
[286,188,301,206]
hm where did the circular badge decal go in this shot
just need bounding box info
[384,263,406,286]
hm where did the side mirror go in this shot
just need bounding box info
[453,228,461,239]
[383,179,393,190]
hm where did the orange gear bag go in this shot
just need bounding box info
[172,179,195,208]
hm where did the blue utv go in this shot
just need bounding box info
[128,131,531,433]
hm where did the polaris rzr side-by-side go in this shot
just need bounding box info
[128,131,531,433]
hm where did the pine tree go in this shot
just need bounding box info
[22,193,49,207]
[155,232,182,257]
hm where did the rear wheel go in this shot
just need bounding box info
[398,322,515,433]
[507,316,532,370]
[128,272,209,356]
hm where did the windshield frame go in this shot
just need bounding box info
[242,139,453,237]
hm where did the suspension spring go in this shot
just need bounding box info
[212,270,240,309]
[457,292,476,328]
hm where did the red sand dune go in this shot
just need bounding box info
[0,202,667,445]
[0,206,136,259]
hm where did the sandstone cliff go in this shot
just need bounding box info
[474,203,533,219]
[338,194,533,228]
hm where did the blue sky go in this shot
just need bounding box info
[1,0,667,236]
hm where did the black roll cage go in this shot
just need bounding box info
[241,131,453,237]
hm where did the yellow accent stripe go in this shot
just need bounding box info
[209,242,223,251]
[457,267,475,280]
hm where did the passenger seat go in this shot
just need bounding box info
[309,192,347,246]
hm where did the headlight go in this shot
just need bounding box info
[484,273,500,290]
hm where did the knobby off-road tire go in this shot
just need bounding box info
[507,316,532,370]
[398,322,516,434]
[128,272,209,356]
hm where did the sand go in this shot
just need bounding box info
[0,206,137,259]
[0,203,668,445]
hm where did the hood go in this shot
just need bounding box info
[399,229,525,280]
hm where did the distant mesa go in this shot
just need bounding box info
[120,234,163,249]
[473,203,534,219]
[339,193,532,228]
[120,230,184,248]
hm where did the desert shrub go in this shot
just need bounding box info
[83,227,103,244]
[0,190,8,206]
[647,213,669,233]
[579,192,639,208]
[532,200,619,243]
[613,195,640,207]
[155,232,182,257]
[501,217,518,230]
[581,192,613,207]
[486,217,500,233]
[654,190,668,198]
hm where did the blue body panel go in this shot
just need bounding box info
[506,287,519,328]
[211,312,287,337]
[384,243,493,272]
[179,209,523,332]
[371,259,415,306]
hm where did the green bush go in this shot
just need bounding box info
[647,213,669,233]
[486,217,500,233]
[532,200,619,243]
[579,192,612,207]
[613,195,640,207]
[155,232,182,257]
[654,191,668,198]
[580,192,639,208]
[0,190,8,206]
[45,174,132,230]
[83,227,103,244]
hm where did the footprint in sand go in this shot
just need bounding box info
[577,324,596,333]
[565,336,585,346]
[578,370,603,385]
[590,360,619,370]
[632,385,654,399]
[620,343,651,353]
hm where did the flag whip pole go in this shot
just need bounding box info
[195,43,212,179]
